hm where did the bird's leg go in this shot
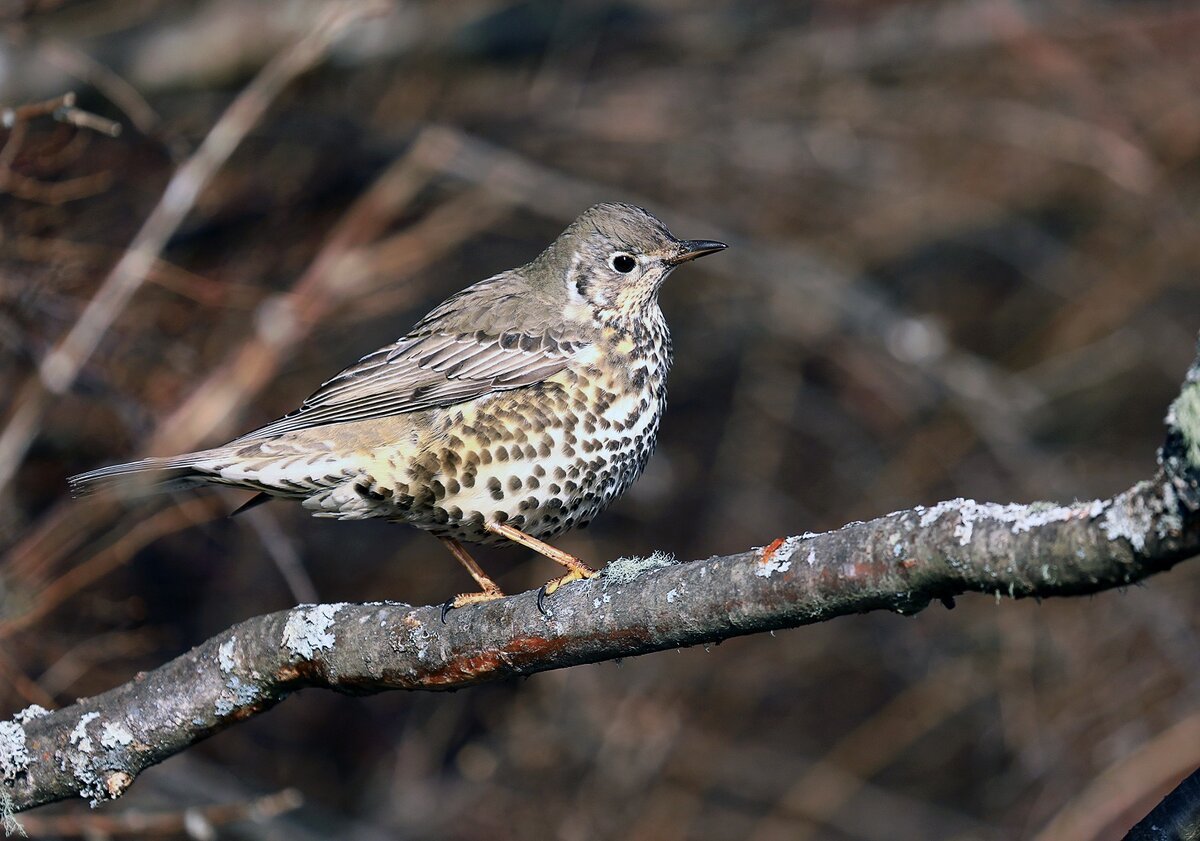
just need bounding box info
[438,535,505,621]
[484,521,597,609]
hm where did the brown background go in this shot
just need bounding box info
[3,1,1200,838]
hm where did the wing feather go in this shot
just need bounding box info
[236,330,578,441]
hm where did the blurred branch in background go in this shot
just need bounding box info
[0,0,388,498]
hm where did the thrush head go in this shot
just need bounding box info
[529,202,726,322]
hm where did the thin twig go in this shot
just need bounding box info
[16,787,302,838]
[0,0,387,496]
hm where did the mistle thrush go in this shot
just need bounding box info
[70,203,727,613]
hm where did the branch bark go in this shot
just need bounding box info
[3,338,1199,816]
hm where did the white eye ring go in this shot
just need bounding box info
[611,253,637,273]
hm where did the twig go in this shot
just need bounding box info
[0,0,387,496]
[1033,712,1200,841]
[15,787,302,838]
[2,335,1198,812]
[0,497,226,639]
[36,38,163,139]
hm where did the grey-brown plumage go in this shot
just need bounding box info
[70,203,726,609]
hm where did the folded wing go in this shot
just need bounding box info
[237,275,586,440]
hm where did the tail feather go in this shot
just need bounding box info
[67,454,213,498]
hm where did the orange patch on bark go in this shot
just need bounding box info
[760,537,787,566]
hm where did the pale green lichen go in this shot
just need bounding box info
[918,498,1104,546]
[1100,493,1154,552]
[218,637,237,673]
[99,722,133,750]
[214,676,262,717]
[1,789,24,837]
[281,604,345,660]
[1170,378,1200,469]
[12,706,48,725]
[604,551,676,584]
[57,711,113,806]
[0,721,29,784]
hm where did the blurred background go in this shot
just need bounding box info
[3,1,1200,838]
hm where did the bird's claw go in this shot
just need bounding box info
[440,590,505,621]
[535,566,597,615]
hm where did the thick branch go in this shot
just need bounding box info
[4,344,1199,815]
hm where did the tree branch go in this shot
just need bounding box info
[3,339,1199,817]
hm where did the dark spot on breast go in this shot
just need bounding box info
[495,446,509,462]
[507,475,522,492]
[526,476,540,489]
[548,483,561,495]
[487,477,504,500]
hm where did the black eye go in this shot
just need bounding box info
[611,254,636,273]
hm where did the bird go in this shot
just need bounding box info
[69,203,726,615]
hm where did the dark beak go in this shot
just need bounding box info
[667,239,727,265]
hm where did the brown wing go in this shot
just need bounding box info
[235,273,586,440]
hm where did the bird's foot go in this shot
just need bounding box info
[441,589,505,623]
[536,564,598,615]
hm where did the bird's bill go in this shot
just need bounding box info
[667,240,728,265]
